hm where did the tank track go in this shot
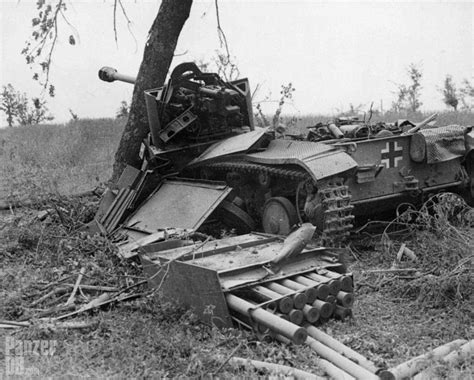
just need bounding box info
[199,160,354,246]
[319,180,354,247]
[203,160,308,181]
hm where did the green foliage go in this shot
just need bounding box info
[358,193,473,309]
[391,63,423,113]
[0,84,21,127]
[441,75,459,111]
[68,108,78,122]
[213,51,240,82]
[17,95,54,126]
[115,100,130,119]
[22,0,70,94]
[197,49,240,82]
[254,83,296,132]
[0,83,53,126]
[459,78,474,110]
[272,83,295,130]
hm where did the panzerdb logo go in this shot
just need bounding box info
[4,337,57,376]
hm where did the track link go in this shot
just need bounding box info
[203,160,309,181]
[319,180,354,246]
[200,160,354,245]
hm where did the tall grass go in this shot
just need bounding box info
[0,118,125,203]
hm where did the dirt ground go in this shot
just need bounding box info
[0,197,472,379]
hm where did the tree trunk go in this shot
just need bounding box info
[111,0,193,182]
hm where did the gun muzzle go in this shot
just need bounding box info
[98,66,136,84]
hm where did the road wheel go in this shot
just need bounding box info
[262,197,298,235]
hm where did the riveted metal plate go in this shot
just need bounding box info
[246,140,357,181]
[125,179,231,231]
[188,127,269,166]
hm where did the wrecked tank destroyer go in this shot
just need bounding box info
[99,63,474,245]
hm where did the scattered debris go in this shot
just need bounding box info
[0,319,97,330]
[65,266,86,305]
[225,355,324,380]
[413,340,474,380]
[379,339,469,380]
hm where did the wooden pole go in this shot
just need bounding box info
[227,356,324,380]
[413,340,474,380]
[317,358,356,380]
[306,336,379,380]
[305,325,378,373]
[379,339,467,380]
[65,266,86,306]
[226,294,307,345]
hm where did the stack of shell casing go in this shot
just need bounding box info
[226,268,354,344]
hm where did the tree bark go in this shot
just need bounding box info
[111,0,193,182]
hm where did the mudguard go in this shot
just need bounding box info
[188,127,270,166]
[245,140,358,181]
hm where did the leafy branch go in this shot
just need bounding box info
[22,0,134,97]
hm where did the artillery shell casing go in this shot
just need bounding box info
[287,309,304,325]
[305,272,342,295]
[323,270,353,292]
[328,123,344,139]
[265,282,307,310]
[334,305,353,321]
[315,283,330,300]
[250,286,294,314]
[293,275,332,300]
[336,291,354,308]
[226,294,307,345]
[302,304,320,323]
[293,275,316,287]
[280,279,319,303]
[325,295,336,315]
[312,299,333,319]
[241,292,278,313]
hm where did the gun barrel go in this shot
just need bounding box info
[98,66,136,84]
[402,113,438,135]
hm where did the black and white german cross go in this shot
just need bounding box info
[381,141,403,168]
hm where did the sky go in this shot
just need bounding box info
[0,0,473,125]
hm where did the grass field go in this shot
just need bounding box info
[0,112,473,378]
[0,118,125,204]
